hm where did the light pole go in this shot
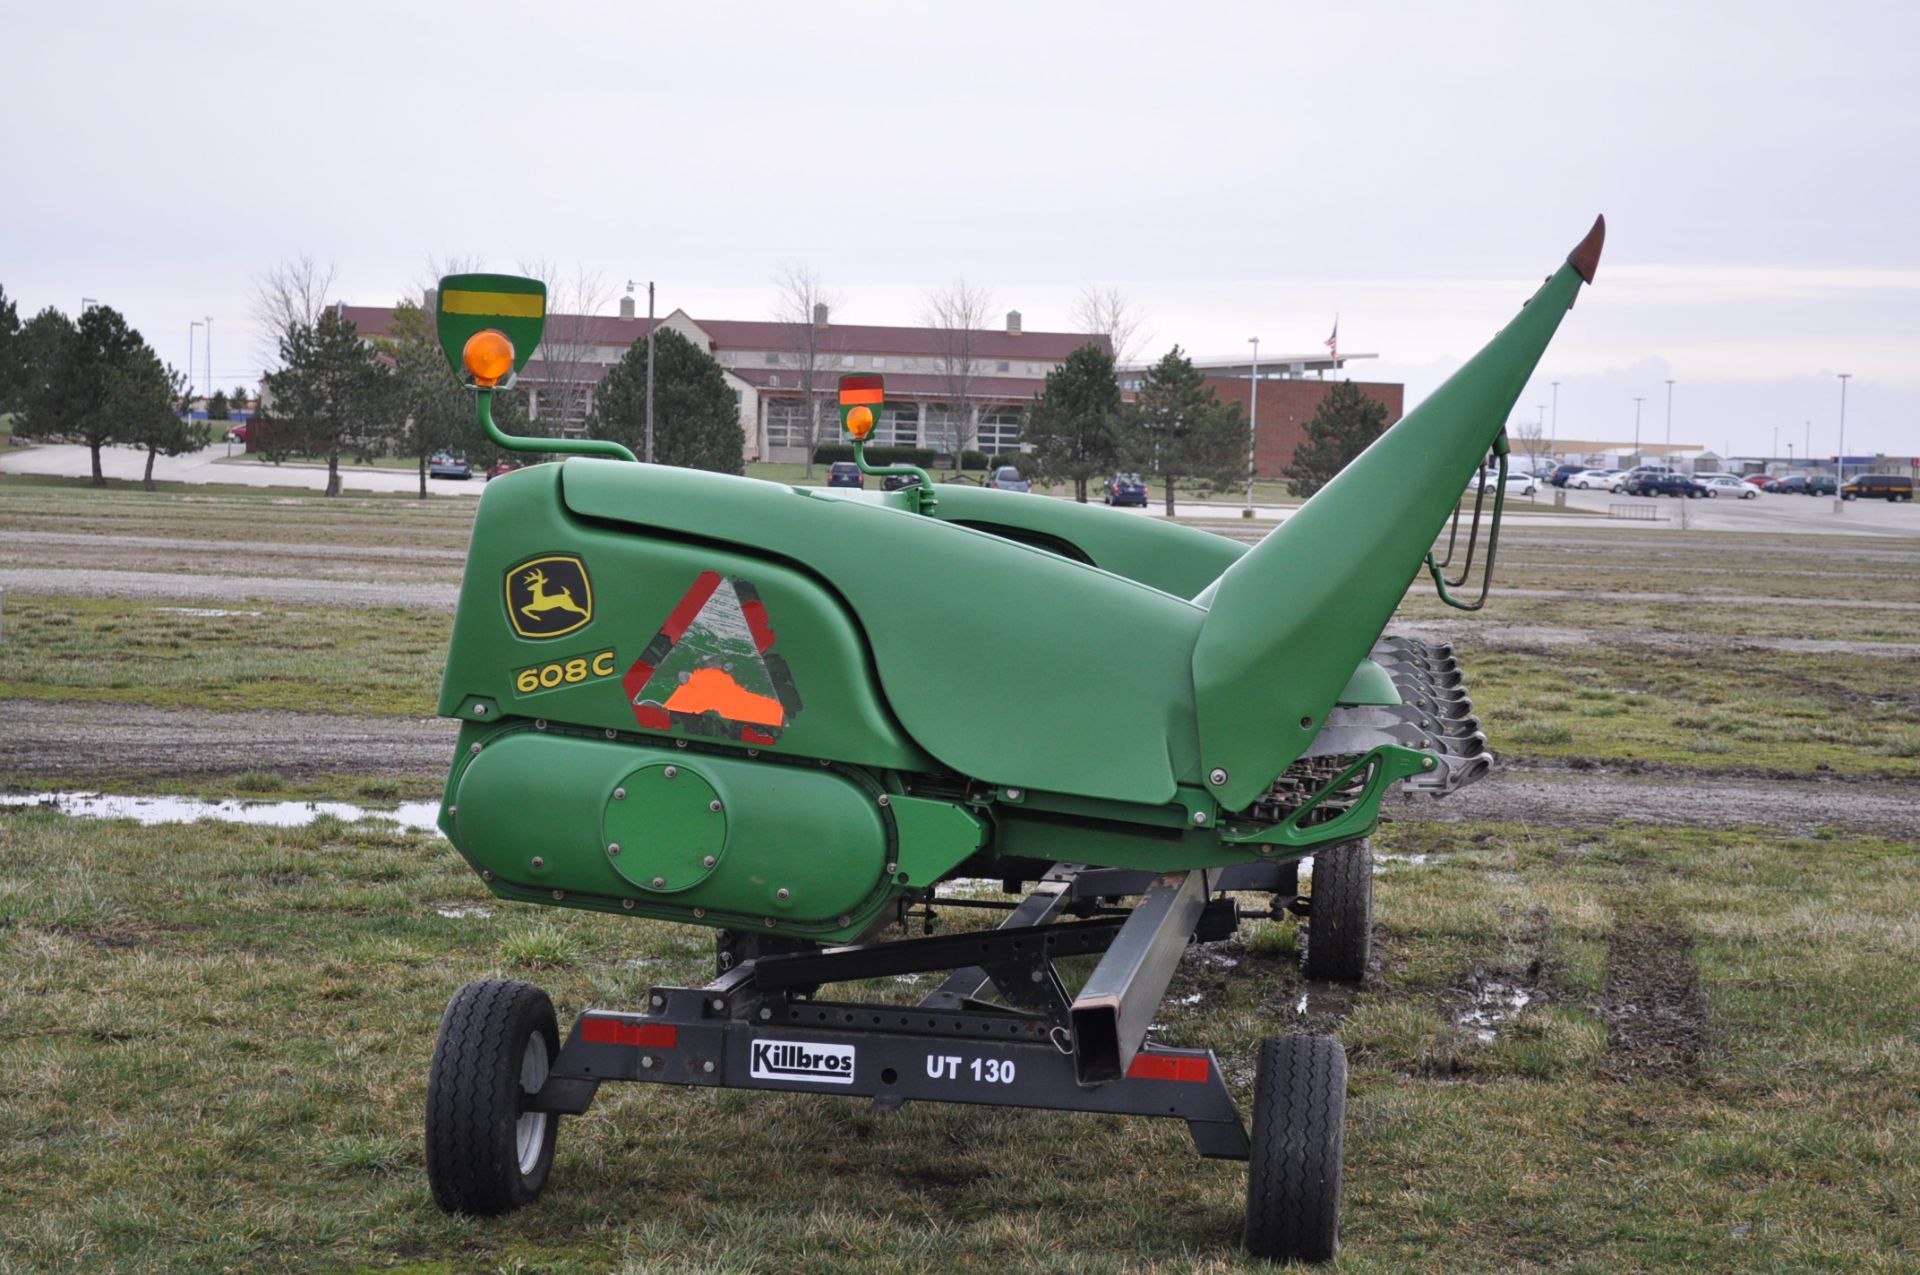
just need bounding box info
[1244,337,1259,518]
[1805,420,1811,469]
[1550,380,1559,451]
[204,316,214,405]
[1632,397,1644,462]
[189,321,203,402]
[1664,378,1675,467]
[81,296,97,313]
[1773,424,1779,461]
[1835,373,1851,510]
[644,282,656,464]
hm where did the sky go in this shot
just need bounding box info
[3,0,1915,460]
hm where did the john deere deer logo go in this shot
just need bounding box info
[504,554,594,639]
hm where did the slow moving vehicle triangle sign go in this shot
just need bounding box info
[622,572,803,745]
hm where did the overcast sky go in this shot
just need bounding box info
[4,0,1914,459]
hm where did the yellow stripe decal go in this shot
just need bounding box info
[442,290,545,319]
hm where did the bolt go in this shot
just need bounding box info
[1424,756,1436,769]
[1258,845,1274,856]
[702,1060,716,1074]
[885,862,897,876]
[709,800,722,812]
[481,869,492,881]
[837,915,851,927]
[614,787,627,801]
[531,856,545,869]
[776,888,790,901]
[622,898,635,909]
[469,742,483,755]
[448,806,457,819]
[692,907,706,918]
[676,739,688,748]
[711,997,725,1012]
[552,889,565,900]
[472,703,488,717]
[1193,811,1209,826]
[664,765,678,779]
[1005,787,1022,801]
[1029,968,1044,983]
[652,994,665,1009]
[763,917,776,928]
[702,855,717,868]
[534,719,547,731]
[747,748,759,757]
[1208,767,1228,786]
[758,1007,773,1021]
[608,843,622,856]
[1300,716,1314,730]
[877,794,891,807]
[605,728,617,740]
[640,1055,654,1070]
[652,876,666,889]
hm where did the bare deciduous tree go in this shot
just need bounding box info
[772,266,845,476]
[1070,284,1149,370]
[251,255,337,373]
[1512,418,1551,499]
[922,279,993,468]
[518,259,615,437]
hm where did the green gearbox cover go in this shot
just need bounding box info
[436,273,546,378]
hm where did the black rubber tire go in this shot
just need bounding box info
[1303,839,1372,984]
[1243,1035,1347,1264]
[425,979,561,1215]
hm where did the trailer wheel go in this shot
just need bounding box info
[426,979,560,1215]
[1303,839,1371,984]
[1243,1034,1346,1264]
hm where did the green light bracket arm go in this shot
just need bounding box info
[852,439,937,512]
[475,388,636,464]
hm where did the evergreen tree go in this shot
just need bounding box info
[121,358,205,491]
[1022,342,1122,502]
[382,299,473,498]
[0,285,20,417]
[260,308,397,496]
[18,303,148,485]
[1283,380,1390,499]
[1124,345,1244,517]
[207,389,231,420]
[587,327,742,472]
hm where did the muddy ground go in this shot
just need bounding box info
[9,696,1918,841]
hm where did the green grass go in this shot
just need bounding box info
[0,595,449,716]
[0,812,1912,1271]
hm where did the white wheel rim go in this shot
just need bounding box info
[516,1033,550,1176]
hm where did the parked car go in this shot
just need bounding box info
[1468,470,1537,498]
[882,473,922,491]
[485,459,521,480]
[1105,473,1148,506]
[826,461,864,489]
[1741,474,1774,488]
[987,466,1031,493]
[429,452,471,480]
[1549,463,1587,487]
[1804,475,1838,496]
[1567,468,1614,489]
[1701,476,1759,499]
[1841,474,1914,502]
[223,422,251,444]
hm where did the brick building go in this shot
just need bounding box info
[1120,352,1403,477]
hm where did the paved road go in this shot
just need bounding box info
[0,443,485,496]
[9,443,1917,538]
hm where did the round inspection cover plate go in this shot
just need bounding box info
[601,763,727,894]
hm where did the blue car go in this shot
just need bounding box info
[987,466,1031,493]
[429,452,471,480]
[1104,473,1148,506]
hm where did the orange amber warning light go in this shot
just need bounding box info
[844,405,875,438]
[463,329,515,387]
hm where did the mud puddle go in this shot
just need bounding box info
[1602,919,1707,1075]
[2,790,443,833]
[1456,977,1537,1042]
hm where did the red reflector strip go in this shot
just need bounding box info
[1125,1053,1209,1083]
[580,1017,678,1049]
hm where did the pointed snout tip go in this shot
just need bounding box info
[1568,215,1606,284]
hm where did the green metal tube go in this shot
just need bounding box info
[476,388,637,464]
[1191,217,1604,810]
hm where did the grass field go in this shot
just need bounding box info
[1,471,1917,1271]
[1,813,1913,1272]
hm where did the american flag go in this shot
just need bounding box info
[1324,318,1339,362]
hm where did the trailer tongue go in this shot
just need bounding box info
[420,218,1604,1264]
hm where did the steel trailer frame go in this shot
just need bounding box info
[524,862,1300,1162]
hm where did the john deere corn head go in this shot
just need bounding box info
[421,219,1606,1262]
